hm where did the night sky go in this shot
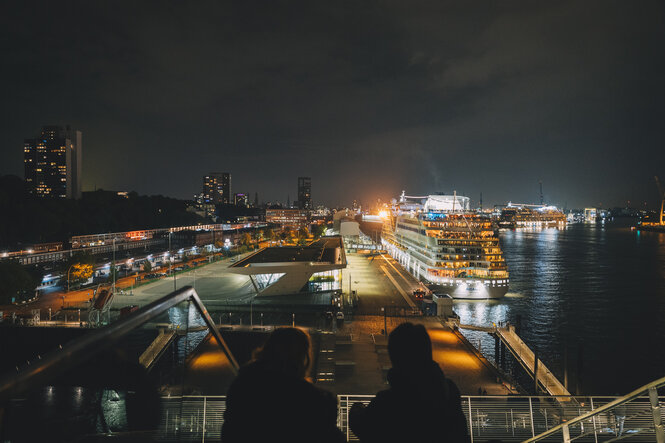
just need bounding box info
[1,1,664,209]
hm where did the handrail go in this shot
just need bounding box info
[0,285,238,403]
[524,374,665,442]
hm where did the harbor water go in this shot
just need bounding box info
[455,219,665,395]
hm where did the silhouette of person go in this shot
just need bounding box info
[350,322,470,442]
[221,327,343,443]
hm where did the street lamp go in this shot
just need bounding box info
[66,263,77,293]
[112,237,117,293]
[168,231,176,291]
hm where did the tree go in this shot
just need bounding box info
[240,232,252,246]
[60,251,95,274]
[0,261,39,304]
[298,227,309,240]
[143,260,152,272]
[312,224,327,239]
[279,228,291,241]
[69,263,94,289]
[263,228,275,241]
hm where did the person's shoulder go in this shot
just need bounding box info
[445,377,462,399]
[301,380,337,405]
[366,388,398,408]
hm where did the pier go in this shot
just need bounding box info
[458,323,571,398]
[139,329,176,369]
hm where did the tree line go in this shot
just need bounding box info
[0,175,206,249]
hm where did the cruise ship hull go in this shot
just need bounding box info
[383,239,509,300]
[636,224,665,233]
[427,282,508,300]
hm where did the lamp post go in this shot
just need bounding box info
[66,264,75,293]
[112,237,116,293]
[168,231,176,291]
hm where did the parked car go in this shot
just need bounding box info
[413,289,426,300]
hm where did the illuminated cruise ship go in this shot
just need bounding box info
[382,193,509,299]
[498,203,567,229]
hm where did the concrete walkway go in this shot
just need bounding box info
[333,316,514,395]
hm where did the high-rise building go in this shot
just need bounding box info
[202,172,231,204]
[297,176,312,210]
[234,192,249,207]
[24,125,82,199]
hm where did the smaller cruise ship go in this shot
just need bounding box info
[498,204,567,229]
[382,193,509,299]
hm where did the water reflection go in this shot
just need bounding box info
[454,221,665,394]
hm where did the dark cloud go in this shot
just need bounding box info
[1,0,664,208]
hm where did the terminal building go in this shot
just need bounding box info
[227,236,346,296]
[265,208,310,229]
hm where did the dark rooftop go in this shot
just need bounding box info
[232,236,344,266]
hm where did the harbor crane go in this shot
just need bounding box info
[656,176,665,226]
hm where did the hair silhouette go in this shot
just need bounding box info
[388,322,433,369]
[253,327,312,379]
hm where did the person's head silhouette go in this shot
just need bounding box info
[254,327,312,379]
[388,322,433,370]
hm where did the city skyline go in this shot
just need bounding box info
[1,2,664,209]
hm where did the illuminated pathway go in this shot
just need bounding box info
[334,251,515,395]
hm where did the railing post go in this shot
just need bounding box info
[590,397,598,443]
[529,397,535,437]
[509,408,516,437]
[649,387,664,443]
[468,397,474,443]
[563,423,571,443]
[202,396,207,443]
[346,398,350,442]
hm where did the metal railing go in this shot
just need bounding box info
[0,285,238,404]
[160,392,664,442]
[526,375,665,443]
[1,286,663,442]
[159,395,227,442]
